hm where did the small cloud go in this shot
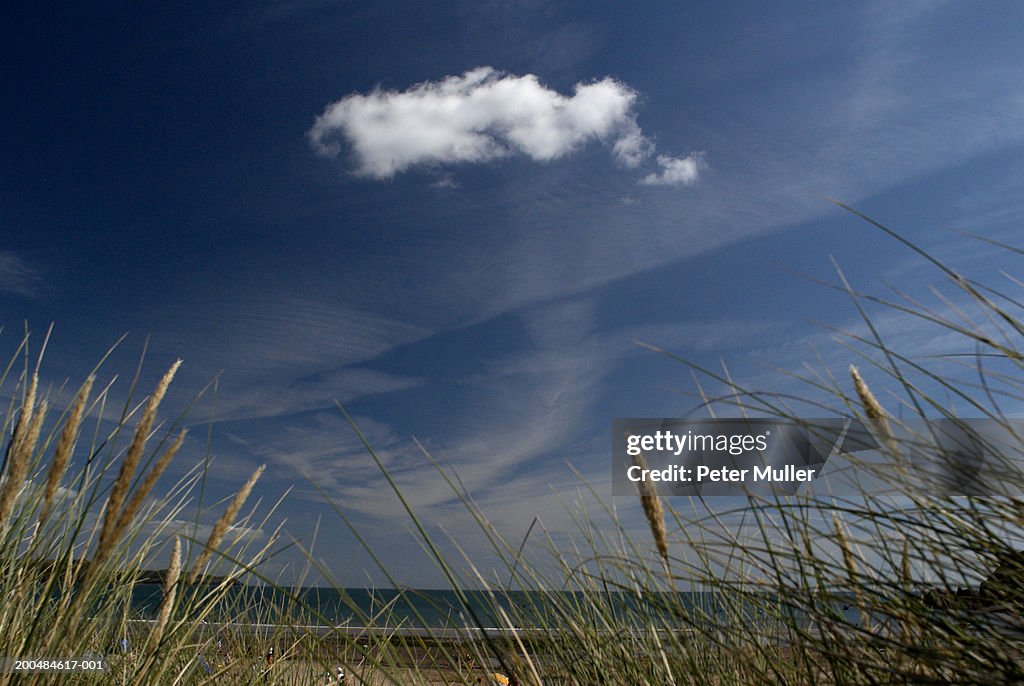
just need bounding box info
[430,173,460,190]
[640,154,704,187]
[0,252,41,297]
[308,66,663,178]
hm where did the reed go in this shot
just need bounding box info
[0,397,45,525]
[38,375,93,522]
[187,463,265,584]
[114,428,188,536]
[0,341,280,686]
[849,364,899,457]
[632,449,671,575]
[97,360,181,561]
[146,537,181,654]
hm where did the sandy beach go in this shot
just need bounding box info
[117,620,531,685]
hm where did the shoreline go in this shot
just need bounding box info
[126,618,705,640]
[120,619,525,685]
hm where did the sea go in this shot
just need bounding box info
[127,585,865,632]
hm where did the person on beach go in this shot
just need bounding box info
[260,645,276,685]
[316,665,346,685]
[216,635,229,659]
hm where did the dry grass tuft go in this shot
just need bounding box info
[188,464,265,584]
[39,375,94,522]
[630,448,669,571]
[146,537,181,654]
[114,429,188,536]
[0,340,285,686]
[97,360,181,561]
[849,364,899,457]
[0,394,47,525]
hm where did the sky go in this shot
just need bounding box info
[2,1,1024,587]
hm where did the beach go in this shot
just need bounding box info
[117,620,530,685]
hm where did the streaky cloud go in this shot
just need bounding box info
[0,251,41,297]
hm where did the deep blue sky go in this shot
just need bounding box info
[3,1,1023,586]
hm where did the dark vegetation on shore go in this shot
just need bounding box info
[14,559,236,587]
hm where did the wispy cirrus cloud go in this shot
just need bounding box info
[308,66,699,183]
[205,367,424,424]
[0,252,41,297]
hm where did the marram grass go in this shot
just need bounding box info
[1,206,1023,684]
[0,347,281,685]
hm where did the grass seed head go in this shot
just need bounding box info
[0,398,47,525]
[98,360,181,559]
[40,376,94,522]
[114,429,187,536]
[188,463,264,584]
[849,365,899,457]
[147,536,181,654]
[631,448,669,568]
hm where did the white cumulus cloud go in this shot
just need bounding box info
[639,154,703,187]
[308,66,698,181]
